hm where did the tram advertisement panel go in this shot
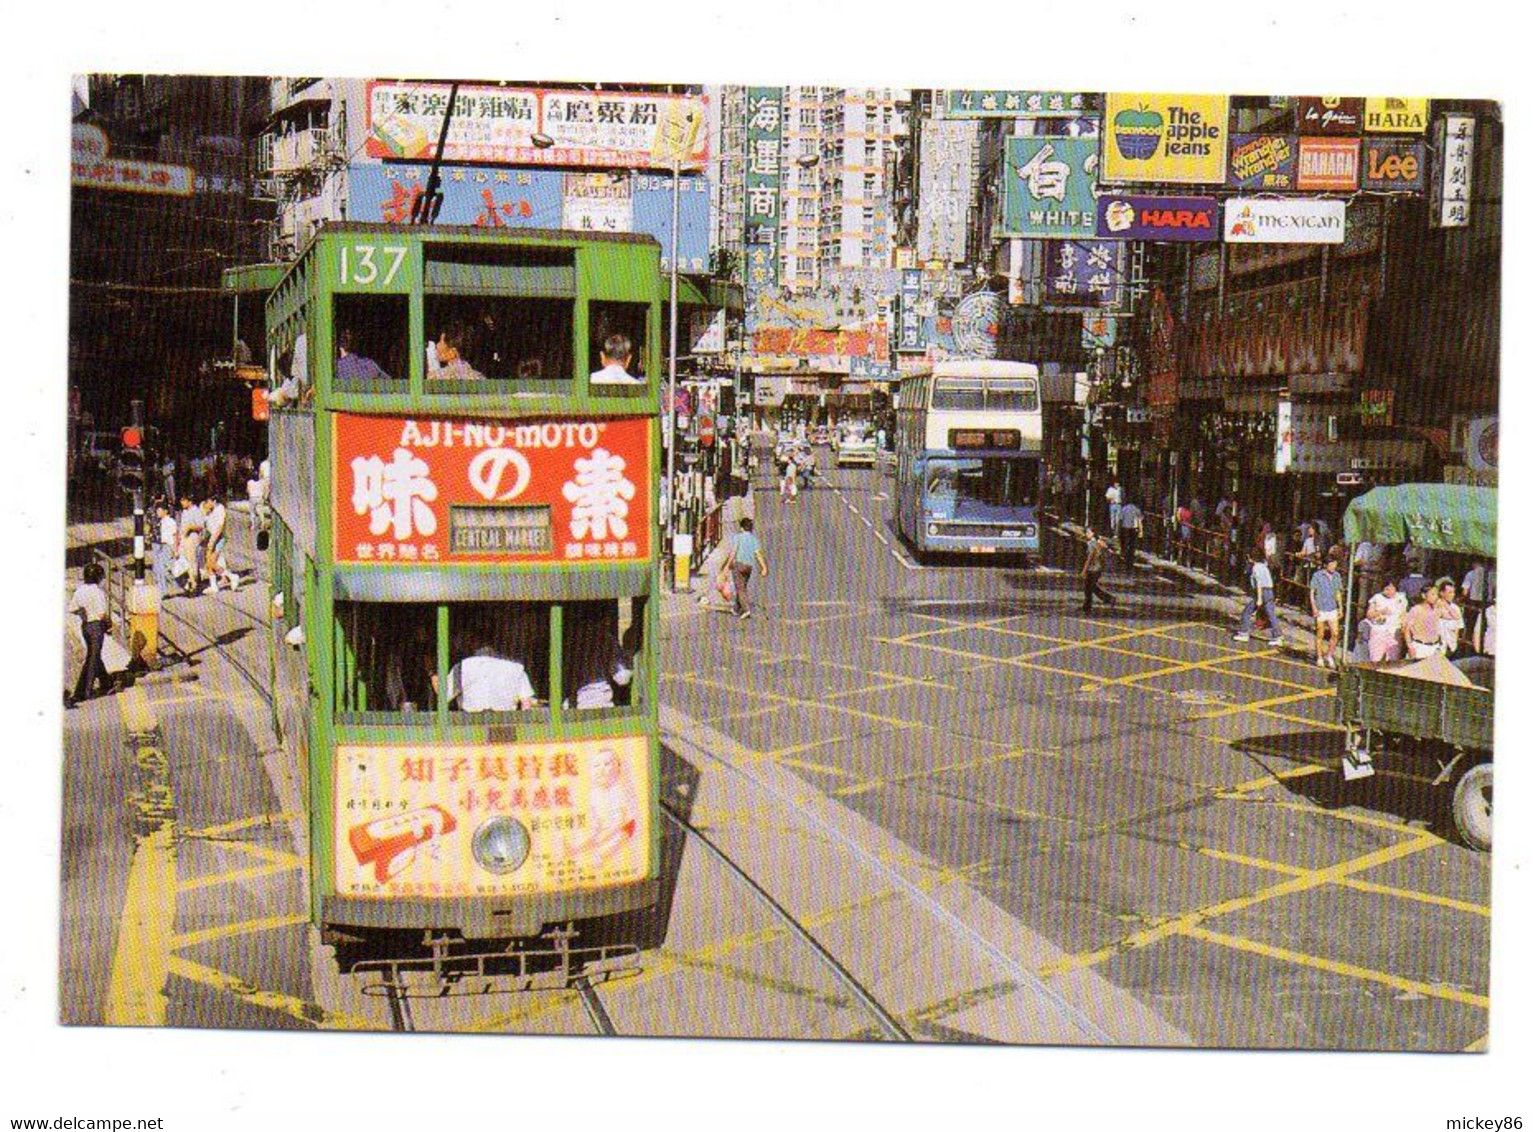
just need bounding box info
[335,735,652,898]
[333,414,652,565]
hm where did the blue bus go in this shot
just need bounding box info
[893,361,1043,559]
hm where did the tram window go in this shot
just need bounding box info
[588,302,649,388]
[423,295,574,386]
[562,597,645,710]
[331,294,408,389]
[442,601,552,713]
[334,602,437,715]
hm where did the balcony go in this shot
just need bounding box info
[260,125,342,176]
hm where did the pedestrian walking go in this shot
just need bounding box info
[1080,529,1116,613]
[66,562,113,707]
[152,502,176,596]
[1233,548,1281,644]
[719,517,768,620]
[1309,554,1343,668]
[1105,479,1122,536]
[1118,500,1143,569]
[176,494,206,594]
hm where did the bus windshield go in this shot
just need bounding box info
[926,456,1039,514]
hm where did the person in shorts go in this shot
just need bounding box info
[1309,553,1343,669]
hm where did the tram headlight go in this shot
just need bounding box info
[927,523,939,537]
[471,817,531,875]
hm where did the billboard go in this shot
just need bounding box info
[334,735,652,899]
[1360,139,1426,192]
[943,90,1095,118]
[1096,195,1220,241]
[1364,97,1429,134]
[332,414,653,566]
[1296,137,1361,191]
[71,123,194,197]
[346,164,711,272]
[1227,133,1298,190]
[1002,136,1099,238]
[1224,198,1346,244]
[365,82,708,169]
[1102,93,1229,184]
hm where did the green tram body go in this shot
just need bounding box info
[264,223,666,965]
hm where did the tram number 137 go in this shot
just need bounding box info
[339,244,407,287]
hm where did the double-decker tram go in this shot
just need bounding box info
[893,360,1043,560]
[264,223,666,999]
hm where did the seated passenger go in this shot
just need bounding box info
[429,323,487,381]
[590,333,642,386]
[438,639,535,712]
[563,604,635,710]
[335,328,391,381]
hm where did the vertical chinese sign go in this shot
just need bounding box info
[1432,113,1476,228]
[744,87,784,306]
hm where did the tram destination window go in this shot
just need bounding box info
[424,294,574,389]
[448,504,552,556]
[563,597,645,711]
[331,294,408,391]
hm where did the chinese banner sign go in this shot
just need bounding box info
[943,90,1094,118]
[366,83,708,169]
[1227,134,1298,190]
[1042,240,1127,310]
[1002,137,1098,238]
[750,327,890,359]
[1432,114,1475,228]
[1102,93,1229,184]
[744,87,784,293]
[333,414,652,566]
[898,269,924,352]
[71,124,194,197]
[334,736,652,899]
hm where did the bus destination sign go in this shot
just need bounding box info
[950,428,1022,450]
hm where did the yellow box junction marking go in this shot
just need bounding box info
[166,955,376,1030]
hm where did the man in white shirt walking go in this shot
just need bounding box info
[1234,548,1281,643]
[67,562,113,707]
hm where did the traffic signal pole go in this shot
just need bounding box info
[127,399,146,582]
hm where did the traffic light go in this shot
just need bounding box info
[119,425,146,494]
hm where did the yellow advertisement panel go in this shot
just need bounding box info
[334,735,652,899]
[1103,93,1230,184]
[1364,97,1429,134]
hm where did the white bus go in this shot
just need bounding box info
[893,360,1043,558]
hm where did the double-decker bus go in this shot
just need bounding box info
[893,360,1043,559]
[264,222,665,988]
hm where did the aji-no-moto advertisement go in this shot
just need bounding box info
[335,736,653,899]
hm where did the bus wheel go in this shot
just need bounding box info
[1451,761,1492,851]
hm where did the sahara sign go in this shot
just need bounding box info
[1096,195,1219,241]
[1224,198,1346,244]
[1103,93,1229,184]
[1296,137,1361,191]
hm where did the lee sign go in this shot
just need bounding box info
[1361,139,1426,191]
[332,414,653,565]
[1224,198,1346,244]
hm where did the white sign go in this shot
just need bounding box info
[562,172,634,234]
[1434,114,1475,228]
[1223,198,1346,244]
[1275,400,1293,474]
[689,308,727,355]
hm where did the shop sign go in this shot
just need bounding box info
[898,269,925,352]
[1444,465,1497,487]
[1360,139,1425,191]
[944,90,1094,118]
[1102,93,1229,184]
[1297,137,1361,190]
[1185,295,1367,379]
[366,82,707,169]
[251,387,270,422]
[563,171,633,234]
[1432,114,1476,228]
[1358,388,1394,426]
[1364,97,1429,134]
[1191,246,1222,290]
[1042,240,1128,311]
[1465,415,1498,471]
[1081,313,1118,350]
[751,326,889,359]
[1296,96,1364,136]
[71,123,194,197]
[1096,194,1219,241]
[1227,133,1298,190]
[1224,198,1346,244]
[1001,137,1099,238]
[744,87,784,290]
[334,736,652,899]
[1275,401,1293,473]
[332,414,652,566]
[689,308,726,355]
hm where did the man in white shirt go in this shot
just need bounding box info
[440,645,536,712]
[590,333,643,386]
[67,562,112,706]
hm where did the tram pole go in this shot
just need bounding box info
[666,149,682,590]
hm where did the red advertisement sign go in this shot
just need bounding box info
[333,414,652,566]
[750,326,890,359]
[1297,137,1361,191]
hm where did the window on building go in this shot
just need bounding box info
[331,293,408,390]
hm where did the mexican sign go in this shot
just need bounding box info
[1227,133,1298,190]
[1432,114,1476,228]
[1096,195,1219,241]
[365,82,708,169]
[345,165,711,273]
[1360,139,1426,191]
[944,90,1095,118]
[1102,93,1229,184]
[1225,198,1346,244]
[1296,137,1361,191]
[744,87,784,291]
[1364,97,1429,134]
[334,736,652,899]
[1296,96,1363,135]
[1002,136,1099,238]
[71,123,193,197]
[332,414,653,566]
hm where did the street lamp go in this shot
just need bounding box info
[530,132,556,150]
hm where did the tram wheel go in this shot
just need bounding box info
[1451,761,1492,851]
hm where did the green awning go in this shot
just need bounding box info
[1342,484,1498,557]
[222,262,287,295]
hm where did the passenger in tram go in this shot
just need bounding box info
[590,333,642,386]
[334,328,391,381]
[428,323,487,381]
[435,634,536,712]
[563,603,636,710]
